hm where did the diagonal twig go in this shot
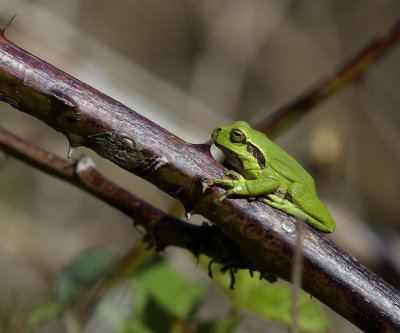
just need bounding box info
[257,19,400,136]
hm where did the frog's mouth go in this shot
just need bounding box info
[213,140,267,172]
[214,143,245,172]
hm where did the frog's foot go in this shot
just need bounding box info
[204,170,245,192]
[217,180,258,202]
[261,195,307,219]
[260,195,286,210]
[203,178,222,193]
[204,177,233,188]
[223,169,245,181]
[205,170,249,203]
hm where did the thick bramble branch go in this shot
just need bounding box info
[0,30,399,331]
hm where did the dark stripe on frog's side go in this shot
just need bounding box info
[246,142,266,169]
[247,130,316,192]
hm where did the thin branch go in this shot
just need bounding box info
[257,19,400,136]
[0,30,400,331]
[0,126,245,268]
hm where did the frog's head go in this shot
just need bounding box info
[211,121,265,172]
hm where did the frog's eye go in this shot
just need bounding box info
[230,129,246,143]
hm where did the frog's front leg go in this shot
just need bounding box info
[206,169,280,202]
[205,170,244,201]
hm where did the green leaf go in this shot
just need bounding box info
[55,246,118,305]
[142,296,173,332]
[134,261,205,319]
[195,315,243,333]
[201,256,330,332]
[120,317,153,333]
[120,289,168,333]
[25,301,60,328]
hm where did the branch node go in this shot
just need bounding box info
[75,155,96,174]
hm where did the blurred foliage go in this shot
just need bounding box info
[0,303,25,333]
[8,247,330,332]
[200,256,329,333]
[55,247,119,306]
[121,260,206,333]
[133,260,204,319]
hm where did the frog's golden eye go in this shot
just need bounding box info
[230,129,246,143]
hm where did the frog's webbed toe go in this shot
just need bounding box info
[224,169,245,180]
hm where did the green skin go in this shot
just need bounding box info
[206,121,336,233]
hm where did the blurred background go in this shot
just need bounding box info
[0,0,400,332]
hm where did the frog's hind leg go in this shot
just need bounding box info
[261,195,287,210]
[287,183,335,233]
[262,194,309,221]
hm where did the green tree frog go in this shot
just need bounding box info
[206,121,336,233]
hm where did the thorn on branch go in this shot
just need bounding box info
[221,266,236,290]
[208,259,214,279]
[1,14,17,34]
[262,272,278,283]
[142,228,167,252]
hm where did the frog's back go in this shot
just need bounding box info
[255,132,316,192]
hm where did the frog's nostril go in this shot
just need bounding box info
[212,128,222,138]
